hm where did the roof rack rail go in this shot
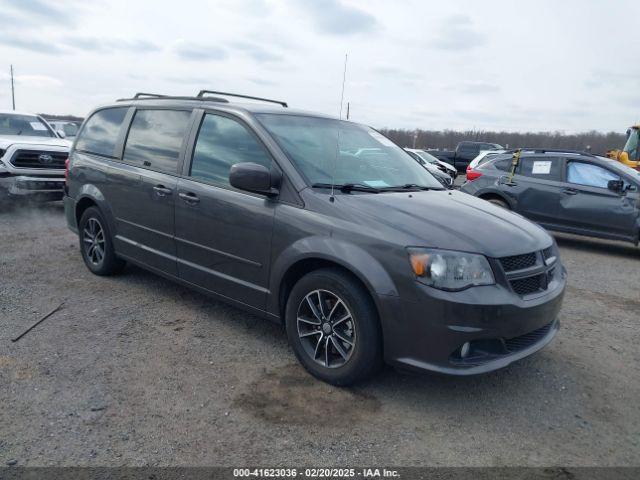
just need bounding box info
[197,90,288,108]
[502,148,597,158]
[116,93,229,103]
[133,93,168,99]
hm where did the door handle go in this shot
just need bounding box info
[179,192,200,205]
[153,185,173,196]
[562,188,578,195]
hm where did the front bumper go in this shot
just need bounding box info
[379,268,566,375]
[0,175,65,200]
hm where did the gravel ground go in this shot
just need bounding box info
[0,201,639,467]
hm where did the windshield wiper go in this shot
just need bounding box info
[311,183,381,193]
[382,183,443,191]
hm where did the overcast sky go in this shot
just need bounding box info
[0,0,638,132]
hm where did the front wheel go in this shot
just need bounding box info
[285,268,382,386]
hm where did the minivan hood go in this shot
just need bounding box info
[333,190,551,258]
[0,135,71,149]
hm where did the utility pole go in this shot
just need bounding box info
[10,65,15,110]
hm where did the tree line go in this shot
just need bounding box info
[378,129,626,155]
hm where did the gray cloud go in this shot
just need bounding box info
[0,31,66,54]
[64,37,161,54]
[432,14,486,51]
[4,0,70,22]
[0,9,34,27]
[229,41,283,62]
[174,42,228,61]
[293,0,378,35]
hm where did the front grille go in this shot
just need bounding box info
[510,273,546,295]
[10,150,67,169]
[499,252,537,272]
[505,322,554,353]
[543,246,556,263]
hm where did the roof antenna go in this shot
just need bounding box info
[331,53,348,203]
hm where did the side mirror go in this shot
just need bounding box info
[607,179,624,193]
[56,129,66,138]
[229,162,281,196]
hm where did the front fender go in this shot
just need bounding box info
[267,235,399,315]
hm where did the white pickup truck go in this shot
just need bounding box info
[0,110,71,202]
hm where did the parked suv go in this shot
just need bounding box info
[460,149,640,245]
[64,91,566,385]
[0,110,71,203]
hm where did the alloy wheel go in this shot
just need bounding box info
[296,289,356,368]
[83,217,105,266]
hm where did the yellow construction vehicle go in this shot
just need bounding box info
[607,125,640,170]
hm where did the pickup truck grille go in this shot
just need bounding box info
[10,150,67,169]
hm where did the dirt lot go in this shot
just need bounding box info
[1,201,639,467]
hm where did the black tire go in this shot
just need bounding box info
[78,206,125,276]
[285,268,382,386]
[486,197,510,209]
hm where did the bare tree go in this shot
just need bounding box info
[380,128,625,156]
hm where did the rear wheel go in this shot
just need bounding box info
[285,268,382,386]
[78,206,125,275]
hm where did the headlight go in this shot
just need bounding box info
[407,248,495,291]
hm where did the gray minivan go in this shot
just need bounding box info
[64,91,566,385]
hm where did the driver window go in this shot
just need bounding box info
[566,162,620,189]
[190,114,272,187]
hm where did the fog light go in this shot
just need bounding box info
[460,342,471,358]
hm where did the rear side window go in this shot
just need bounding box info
[493,158,512,172]
[123,109,191,174]
[519,157,562,181]
[459,143,477,153]
[75,107,128,157]
[190,113,272,188]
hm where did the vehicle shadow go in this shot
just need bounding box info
[118,264,563,410]
[552,232,640,259]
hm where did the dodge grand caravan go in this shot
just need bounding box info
[64,91,566,385]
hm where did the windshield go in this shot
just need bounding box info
[0,114,55,137]
[256,114,443,190]
[623,128,639,161]
[601,157,640,180]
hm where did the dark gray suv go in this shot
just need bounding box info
[461,150,640,245]
[64,91,566,385]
